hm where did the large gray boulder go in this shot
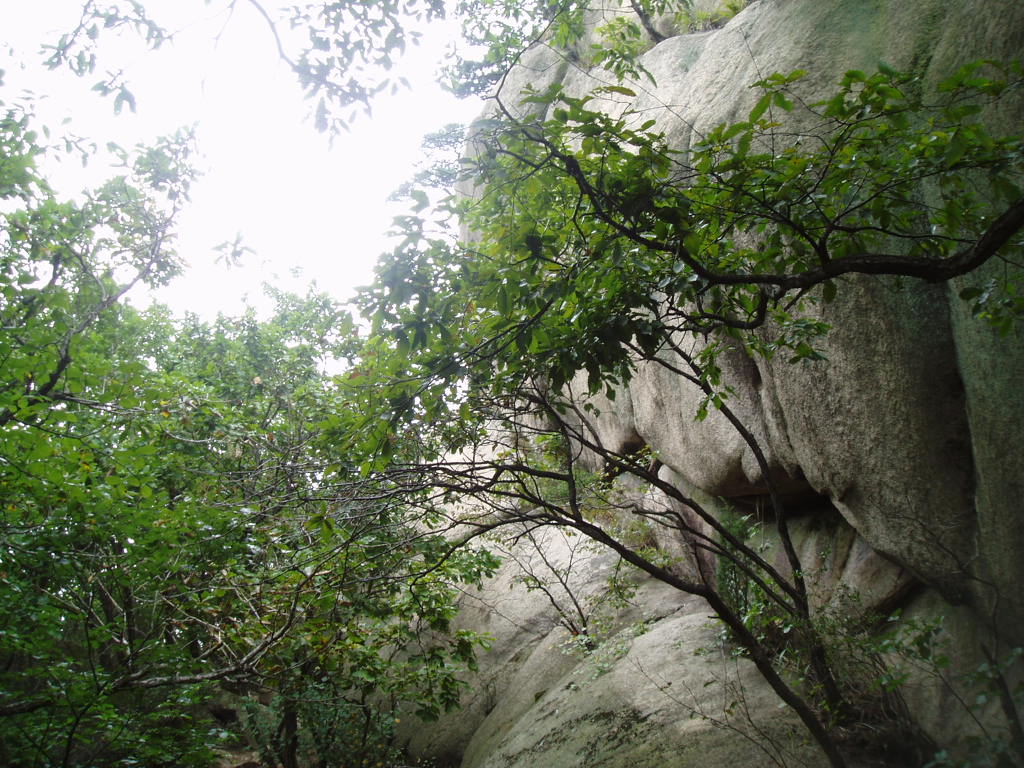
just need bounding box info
[402,526,828,768]
[407,0,1024,764]
[611,0,1024,631]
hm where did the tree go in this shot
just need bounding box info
[8,1,1024,766]
[348,52,1024,768]
[0,99,497,767]
[36,0,682,131]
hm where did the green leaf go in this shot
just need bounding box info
[945,129,969,166]
[409,189,429,212]
[773,91,793,111]
[721,121,750,141]
[601,85,637,97]
[749,93,772,122]
[113,87,136,115]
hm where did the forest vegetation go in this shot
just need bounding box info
[1,1,1022,767]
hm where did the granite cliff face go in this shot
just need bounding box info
[399,1,1024,764]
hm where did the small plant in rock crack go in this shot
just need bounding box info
[550,555,649,665]
[715,512,792,655]
[563,620,654,682]
[712,516,939,761]
[886,629,1024,768]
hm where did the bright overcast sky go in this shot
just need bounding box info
[1,1,482,318]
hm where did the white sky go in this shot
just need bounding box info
[0,1,482,318]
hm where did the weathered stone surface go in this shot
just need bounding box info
[948,273,1024,640]
[560,371,643,474]
[754,277,976,602]
[400,526,635,760]
[923,5,1024,638]
[761,504,918,616]
[403,524,827,767]
[416,1,1024,765]
[628,339,793,497]
[620,0,1020,620]
[467,606,825,768]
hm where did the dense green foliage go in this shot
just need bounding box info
[0,98,495,767]
[4,1,1024,767]
[350,37,1024,768]
[361,60,1024,450]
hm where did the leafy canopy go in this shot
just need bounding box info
[5,2,1024,766]
[0,90,496,767]
[358,59,1023,453]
